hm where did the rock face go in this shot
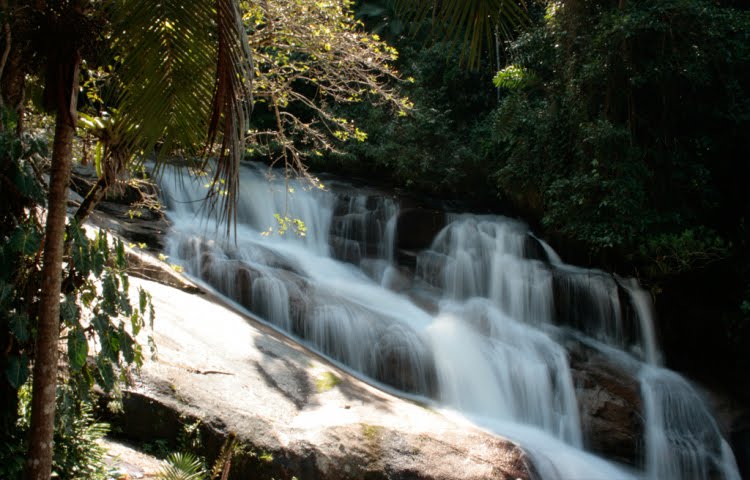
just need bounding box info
[70,165,170,251]
[110,275,535,480]
[568,344,643,466]
[396,208,445,252]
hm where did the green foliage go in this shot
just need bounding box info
[244,0,406,176]
[488,0,750,274]
[393,0,528,69]
[641,228,731,276]
[492,64,533,90]
[1,129,49,396]
[64,226,155,395]
[49,386,109,480]
[156,452,207,480]
[0,382,109,480]
[261,214,308,238]
[0,121,154,476]
[338,40,497,199]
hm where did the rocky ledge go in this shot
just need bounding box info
[103,263,534,480]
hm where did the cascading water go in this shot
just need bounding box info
[158,162,741,480]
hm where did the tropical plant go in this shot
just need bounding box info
[244,0,408,177]
[1,380,110,480]
[156,452,207,480]
[1,1,252,478]
[0,118,156,480]
[393,0,529,69]
[356,0,405,42]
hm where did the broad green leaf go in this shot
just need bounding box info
[68,328,89,371]
[9,225,41,257]
[139,287,147,312]
[96,356,115,391]
[0,282,13,310]
[9,313,30,343]
[60,297,81,327]
[120,327,135,364]
[102,273,119,316]
[130,312,142,336]
[6,354,29,389]
[115,239,127,270]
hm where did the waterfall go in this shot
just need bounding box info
[158,162,740,480]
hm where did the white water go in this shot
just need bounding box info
[159,163,740,480]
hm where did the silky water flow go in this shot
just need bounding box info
[158,163,741,480]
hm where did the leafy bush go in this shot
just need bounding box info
[0,382,109,480]
[0,122,154,477]
[489,0,750,273]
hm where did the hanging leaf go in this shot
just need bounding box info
[119,326,135,364]
[60,296,81,328]
[0,281,13,310]
[6,354,29,389]
[68,328,89,372]
[115,239,127,270]
[101,273,119,316]
[8,224,41,257]
[9,313,30,343]
[96,356,115,391]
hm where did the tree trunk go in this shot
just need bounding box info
[25,57,79,480]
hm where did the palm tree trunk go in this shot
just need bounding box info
[25,57,79,480]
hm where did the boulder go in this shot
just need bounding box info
[86,203,169,251]
[108,276,535,480]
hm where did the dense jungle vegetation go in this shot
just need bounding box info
[1,0,749,478]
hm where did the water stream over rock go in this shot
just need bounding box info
[159,163,741,480]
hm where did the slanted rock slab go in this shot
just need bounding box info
[106,276,534,480]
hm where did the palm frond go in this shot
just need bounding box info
[394,0,528,69]
[204,0,254,230]
[156,452,206,480]
[104,0,253,229]
[109,0,217,158]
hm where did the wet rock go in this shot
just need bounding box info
[70,165,169,251]
[698,385,750,479]
[551,269,643,354]
[396,208,445,251]
[522,234,549,262]
[87,204,169,251]
[329,235,362,265]
[568,345,643,465]
[125,248,202,294]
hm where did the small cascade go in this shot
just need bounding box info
[417,216,556,326]
[618,277,660,366]
[640,366,741,480]
[428,299,582,447]
[158,162,740,480]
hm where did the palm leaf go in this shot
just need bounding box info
[156,452,206,480]
[204,0,254,230]
[394,0,528,69]
[109,0,218,158]
[102,0,253,228]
